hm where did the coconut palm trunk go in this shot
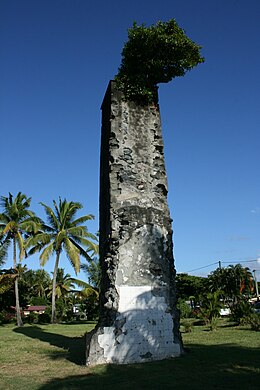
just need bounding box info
[51,251,60,323]
[13,237,23,327]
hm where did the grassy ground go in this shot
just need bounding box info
[0,319,259,390]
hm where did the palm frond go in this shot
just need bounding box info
[0,238,11,265]
[69,238,97,261]
[74,236,99,254]
[0,269,17,293]
[40,242,54,266]
[3,221,17,234]
[16,232,25,261]
[78,286,99,298]
[40,202,60,230]
[19,218,42,234]
[66,226,88,237]
[55,230,66,251]
[26,232,53,248]
[63,238,80,274]
[69,277,93,289]
[60,200,82,229]
[71,214,94,226]
[0,213,11,225]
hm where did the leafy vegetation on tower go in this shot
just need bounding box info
[115,19,204,103]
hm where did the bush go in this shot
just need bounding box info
[38,312,51,324]
[231,300,253,324]
[209,316,219,331]
[115,20,204,103]
[198,292,223,328]
[28,312,39,324]
[0,310,16,324]
[177,299,192,319]
[245,313,260,331]
[0,311,4,324]
[181,319,193,333]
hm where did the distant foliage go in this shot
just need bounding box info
[208,265,254,304]
[81,256,101,289]
[177,298,192,319]
[115,19,204,103]
[181,319,194,333]
[199,292,223,330]
[38,312,51,324]
[246,313,260,331]
[231,299,254,324]
[176,273,207,304]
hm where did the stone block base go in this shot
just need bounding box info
[86,285,181,365]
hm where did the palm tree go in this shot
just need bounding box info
[0,192,40,326]
[27,198,98,323]
[31,269,51,298]
[230,264,253,296]
[81,256,101,289]
[20,268,51,304]
[199,291,224,329]
[208,264,254,305]
[46,268,76,300]
[45,267,99,320]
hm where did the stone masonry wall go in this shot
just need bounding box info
[86,81,182,365]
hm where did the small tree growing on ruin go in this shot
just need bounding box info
[115,19,204,103]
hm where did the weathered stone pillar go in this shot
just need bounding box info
[86,81,182,365]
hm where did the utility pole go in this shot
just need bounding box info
[218,261,222,269]
[253,270,259,299]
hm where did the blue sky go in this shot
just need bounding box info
[1,0,260,281]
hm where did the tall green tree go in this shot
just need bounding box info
[208,264,254,304]
[176,273,207,305]
[20,268,51,305]
[27,198,98,323]
[0,192,40,326]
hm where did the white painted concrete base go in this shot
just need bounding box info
[97,285,181,364]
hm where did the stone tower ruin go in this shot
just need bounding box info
[86,81,182,365]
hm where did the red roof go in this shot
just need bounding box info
[25,306,46,311]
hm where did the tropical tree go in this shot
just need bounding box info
[199,291,224,329]
[0,192,40,326]
[81,256,101,290]
[0,268,18,294]
[27,198,98,323]
[208,264,254,305]
[46,268,76,300]
[20,268,51,305]
[176,273,207,306]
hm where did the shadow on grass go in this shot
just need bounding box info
[13,325,86,365]
[37,343,260,390]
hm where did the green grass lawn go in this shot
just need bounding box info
[0,319,259,390]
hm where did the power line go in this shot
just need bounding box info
[181,259,259,274]
[183,262,218,274]
[222,259,258,264]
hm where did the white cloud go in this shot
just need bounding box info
[250,207,260,214]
